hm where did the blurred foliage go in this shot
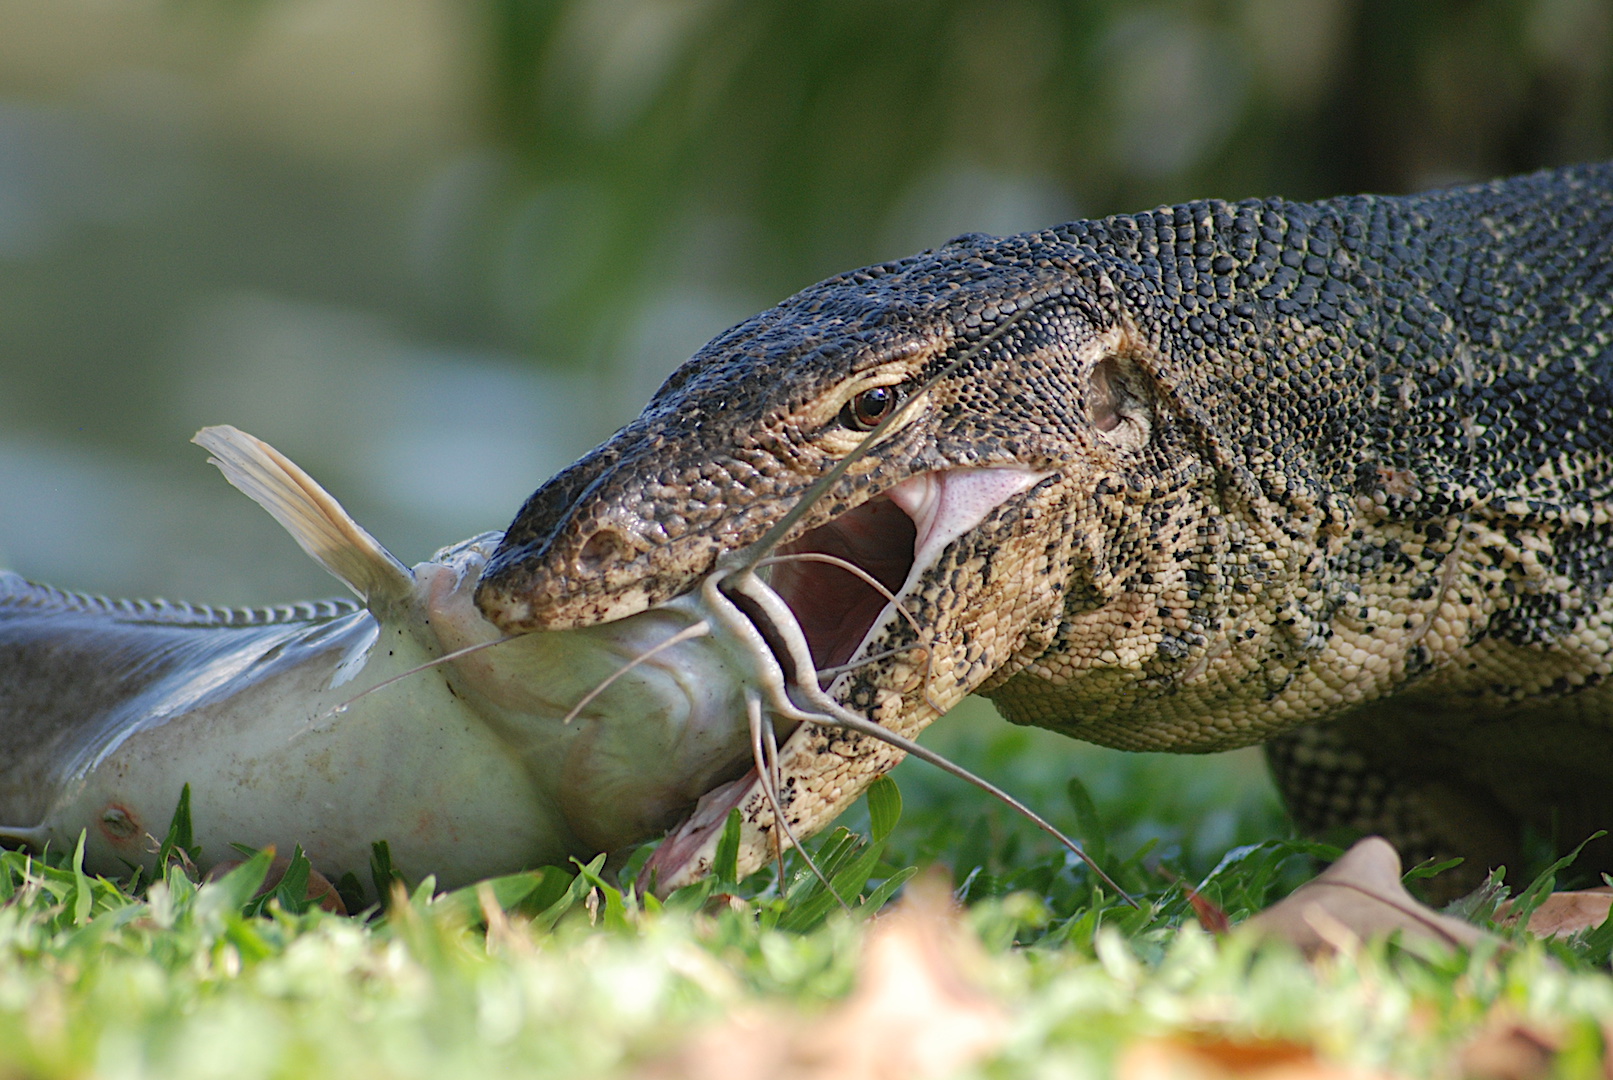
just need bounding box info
[881,699,1290,892]
[469,0,1613,359]
[5,785,1613,1078]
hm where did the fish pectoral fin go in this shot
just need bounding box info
[194,425,415,609]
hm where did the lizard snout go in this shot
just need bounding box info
[475,510,665,632]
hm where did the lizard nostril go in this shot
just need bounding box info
[576,528,633,575]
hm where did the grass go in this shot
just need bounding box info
[3,699,1612,1079]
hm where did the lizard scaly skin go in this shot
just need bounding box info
[478,163,1613,893]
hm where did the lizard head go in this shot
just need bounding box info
[474,234,1178,887]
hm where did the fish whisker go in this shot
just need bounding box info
[747,689,847,909]
[708,564,1137,908]
[294,634,520,740]
[754,551,943,711]
[561,619,714,726]
[814,644,926,680]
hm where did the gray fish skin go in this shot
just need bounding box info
[0,576,381,844]
[0,433,768,900]
[0,570,566,895]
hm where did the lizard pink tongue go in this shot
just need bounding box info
[884,466,1053,572]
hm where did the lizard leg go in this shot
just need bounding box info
[1264,719,1521,902]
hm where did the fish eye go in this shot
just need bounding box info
[840,385,901,431]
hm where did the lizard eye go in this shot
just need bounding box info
[841,385,901,431]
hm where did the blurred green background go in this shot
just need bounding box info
[0,0,1609,874]
[2,0,1609,599]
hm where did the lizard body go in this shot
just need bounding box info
[478,163,1613,891]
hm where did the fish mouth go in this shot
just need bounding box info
[638,465,1052,893]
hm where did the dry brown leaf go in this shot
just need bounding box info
[204,852,347,915]
[1242,837,1495,958]
[1457,1015,1564,1080]
[1157,866,1233,934]
[644,870,1006,1080]
[1498,888,1613,940]
[1118,1033,1403,1080]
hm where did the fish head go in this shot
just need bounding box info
[414,533,782,858]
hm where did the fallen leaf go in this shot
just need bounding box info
[205,854,347,915]
[1158,866,1232,935]
[1242,837,1495,958]
[644,869,1006,1080]
[1184,883,1233,936]
[1498,888,1613,939]
[1118,1033,1401,1080]
[1457,1015,1563,1080]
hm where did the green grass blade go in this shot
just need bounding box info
[713,809,742,886]
[154,784,198,877]
[1065,776,1108,869]
[857,865,917,916]
[867,776,902,843]
[194,847,274,924]
[70,832,93,927]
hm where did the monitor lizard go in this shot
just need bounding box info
[476,162,1613,895]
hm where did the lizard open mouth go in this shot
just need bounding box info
[767,466,1053,682]
[769,497,916,676]
[639,465,1052,892]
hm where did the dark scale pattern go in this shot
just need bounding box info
[0,571,359,627]
[479,163,1613,885]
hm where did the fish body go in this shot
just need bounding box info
[0,428,764,896]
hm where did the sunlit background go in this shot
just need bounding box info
[2,0,1611,869]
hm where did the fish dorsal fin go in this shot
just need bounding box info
[193,425,415,610]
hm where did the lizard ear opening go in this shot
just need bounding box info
[1088,356,1154,451]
